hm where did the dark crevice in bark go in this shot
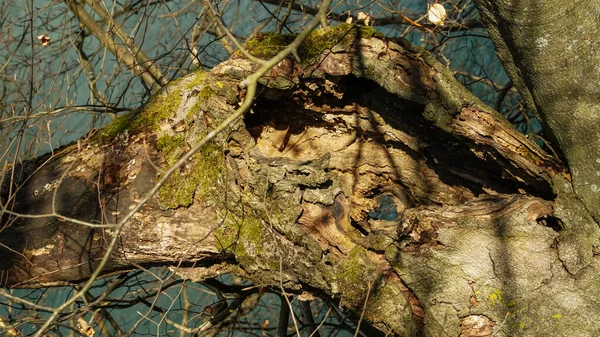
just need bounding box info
[249,74,551,204]
[536,215,563,232]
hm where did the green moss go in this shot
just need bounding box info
[243,33,296,59]
[183,71,209,121]
[423,101,454,132]
[243,24,384,64]
[187,84,216,122]
[300,24,382,61]
[263,76,295,90]
[185,71,207,90]
[335,246,378,309]
[198,86,214,102]
[98,112,136,139]
[517,145,542,165]
[156,134,185,165]
[136,88,182,131]
[98,86,183,142]
[214,209,266,268]
[157,140,223,209]
[216,214,262,251]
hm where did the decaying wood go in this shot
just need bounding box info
[2,25,599,337]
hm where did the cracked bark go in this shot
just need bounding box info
[2,25,599,337]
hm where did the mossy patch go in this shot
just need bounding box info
[301,24,382,62]
[156,134,185,165]
[98,112,136,139]
[156,140,223,209]
[97,87,183,141]
[214,208,265,268]
[187,83,216,122]
[243,33,296,59]
[242,24,383,64]
[197,86,214,102]
[135,88,183,131]
[185,71,207,90]
[335,245,378,309]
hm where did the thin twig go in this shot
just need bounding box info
[353,280,373,337]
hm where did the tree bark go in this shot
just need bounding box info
[473,0,600,222]
[2,24,599,336]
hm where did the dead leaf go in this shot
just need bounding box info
[37,34,51,46]
[76,317,95,337]
[427,4,446,26]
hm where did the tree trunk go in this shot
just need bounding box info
[474,0,600,222]
[2,24,598,336]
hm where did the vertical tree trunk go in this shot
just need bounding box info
[474,0,600,221]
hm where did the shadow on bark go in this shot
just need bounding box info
[2,24,588,336]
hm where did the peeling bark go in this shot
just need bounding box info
[2,25,598,336]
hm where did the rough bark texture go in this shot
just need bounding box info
[474,0,600,222]
[2,24,599,336]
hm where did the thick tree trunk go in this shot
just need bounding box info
[473,0,600,222]
[1,25,598,336]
